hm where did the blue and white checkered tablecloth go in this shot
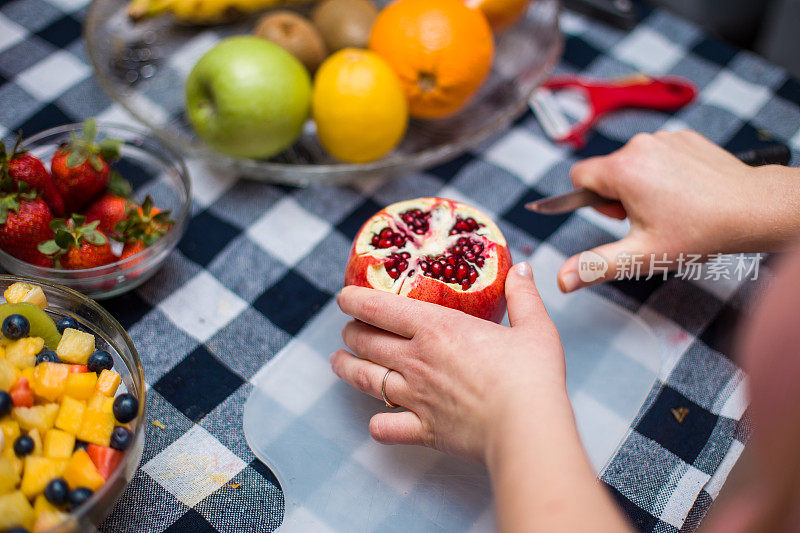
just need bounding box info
[2,0,798,531]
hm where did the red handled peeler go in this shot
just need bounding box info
[529,74,697,149]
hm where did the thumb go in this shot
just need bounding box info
[557,235,646,293]
[505,262,547,328]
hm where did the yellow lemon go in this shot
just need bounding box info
[312,48,408,163]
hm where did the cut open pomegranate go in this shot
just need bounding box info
[345,197,512,322]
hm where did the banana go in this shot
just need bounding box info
[127,0,313,24]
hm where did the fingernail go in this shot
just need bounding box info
[515,262,532,278]
[560,271,580,293]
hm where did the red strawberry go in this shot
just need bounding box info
[120,240,146,260]
[116,195,174,250]
[38,215,115,270]
[0,189,54,267]
[50,119,121,214]
[1,136,66,216]
[84,193,130,237]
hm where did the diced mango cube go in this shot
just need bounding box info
[56,329,94,365]
[0,456,19,494]
[20,456,67,498]
[63,449,104,491]
[32,362,69,402]
[43,429,75,459]
[12,404,59,434]
[64,372,97,401]
[2,448,22,478]
[6,337,44,369]
[4,282,47,309]
[87,393,114,414]
[77,409,114,447]
[95,369,121,397]
[54,397,85,435]
[0,491,34,530]
[0,419,20,453]
[0,359,19,390]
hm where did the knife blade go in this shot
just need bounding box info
[525,144,791,215]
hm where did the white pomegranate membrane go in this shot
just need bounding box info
[348,198,509,298]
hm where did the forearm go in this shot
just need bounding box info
[729,165,800,253]
[485,389,633,533]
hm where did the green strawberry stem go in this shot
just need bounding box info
[63,118,123,169]
[37,215,108,261]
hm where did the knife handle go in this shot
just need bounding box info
[733,144,792,167]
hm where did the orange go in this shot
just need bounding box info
[368,0,494,119]
[464,0,532,31]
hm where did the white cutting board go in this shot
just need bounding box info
[244,246,663,532]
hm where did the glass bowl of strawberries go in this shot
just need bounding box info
[0,120,191,299]
[0,277,144,532]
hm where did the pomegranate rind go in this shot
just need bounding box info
[344,197,512,322]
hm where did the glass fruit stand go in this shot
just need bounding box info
[84,0,563,186]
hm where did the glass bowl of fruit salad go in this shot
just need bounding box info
[0,121,191,299]
[0,278,145,532]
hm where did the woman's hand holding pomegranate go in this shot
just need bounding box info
[558,130,800,293]
[332,262,563,463]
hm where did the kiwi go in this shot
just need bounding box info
[254,11,328,72]
[0,303,61,349]
[312,0,379,52]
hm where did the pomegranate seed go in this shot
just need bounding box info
[387,267,399,279]
[456,263,469,281]
[472,243,483,254]
[457,237,468,245]
[431,262,442,276]
[380,228,392,238]
[372,235,380,246]
[476,257,485,267]
[401,252,410,258]
[393,236,404,246]
[444,264,454,278]
[378,239,392,248]
[419,261,429,271]
[447,256,457,266]
[461,280,471,290]
[469,267,478,283]
[465,252,475,261]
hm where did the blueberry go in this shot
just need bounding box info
[2,314,29,340]
[0,391,11,418]
[13,435,34,457]
[110,426,133,451]
[44,478,69,506]
[87,350,113,373]
[56,316,79,335]
[112,393,139,423]
[68,487,93,509]
[36,350,60,365]
[74,440,89,451]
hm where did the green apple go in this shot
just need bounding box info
[185,36,312,159]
